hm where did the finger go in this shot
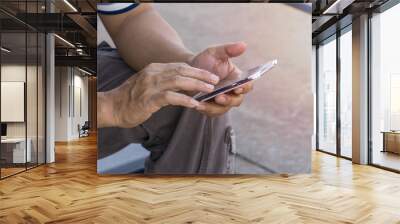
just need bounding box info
[214,94,232,106]
[241,82,253,94]
[233,88,244,95]
[155,91,200,108]
[215,94,243,107]
[234,82,253,94]
[162,76,215,93]
[206,42,247,59]
[228,94,244,107]
[196,101,230,116]
[169,63,220,84]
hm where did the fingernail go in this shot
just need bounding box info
[211,74,219,83]
[219,96,226,102]
[236,88,243,93]
[190,99,200,107]
[205,83,214,90]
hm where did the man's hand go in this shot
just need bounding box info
[189,42,253,116]
[98,63,219,128]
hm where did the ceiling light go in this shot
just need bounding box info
[323,0,355,15]
[54,34,75,48]
[1,47,11,53]
[76,48,85,55]
[323,0,341,14]
[78,67,92,76]
[63,0,78,12]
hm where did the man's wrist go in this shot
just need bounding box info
[182,52,195,65]
[98,91,119,128]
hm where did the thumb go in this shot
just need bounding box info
[207,41,247,59]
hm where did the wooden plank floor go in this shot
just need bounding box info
[1,134,400,224]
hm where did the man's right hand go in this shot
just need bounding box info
[98,63,219,128]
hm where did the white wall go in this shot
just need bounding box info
[1,82,25,122]
[1,63,46,164]
[1,65,26,140]
[55,67,68,141]
[1,65,38,138]
[71,73,89,138]
[54,67,89,141]
[1,65,26,129]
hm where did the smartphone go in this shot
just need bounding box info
[194,59,278,102]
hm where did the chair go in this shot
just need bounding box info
[78,121,90,138]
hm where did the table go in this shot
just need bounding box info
[1,138,31,164]
[382,131,400,154]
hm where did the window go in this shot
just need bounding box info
[317,36,337,154]
[370,2,400,171]
[340,28,352,158]
[316,26,353,159]
[0,1,46,179]
[390,74,400,130]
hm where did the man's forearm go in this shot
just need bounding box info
[97,91,118,128]
[102,5,193,71]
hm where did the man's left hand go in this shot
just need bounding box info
[189,42,253,116]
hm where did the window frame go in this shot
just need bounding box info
[367,0,400,173]
[315,24,353,161]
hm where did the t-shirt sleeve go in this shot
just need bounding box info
[97,3,139,15]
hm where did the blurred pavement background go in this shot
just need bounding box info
[155,3,313,174]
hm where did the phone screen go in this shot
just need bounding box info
[194,59,277,102]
